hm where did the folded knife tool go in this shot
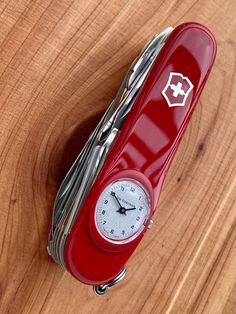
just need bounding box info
[48,23,216,295]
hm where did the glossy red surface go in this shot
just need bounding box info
[65,22,216,285]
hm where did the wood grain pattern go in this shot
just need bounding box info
[0,0,235,313]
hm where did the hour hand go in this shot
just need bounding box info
[125,207,136,211]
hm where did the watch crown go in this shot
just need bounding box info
[147,219,153,229]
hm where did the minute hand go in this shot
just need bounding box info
[111,192,122,208]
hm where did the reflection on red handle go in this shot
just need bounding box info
[65,22,217,285]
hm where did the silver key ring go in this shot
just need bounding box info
[93,267,127,296]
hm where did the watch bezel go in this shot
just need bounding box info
[94,178,151,244]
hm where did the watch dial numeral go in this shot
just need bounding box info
[139,206,143,211]
[110,229,114,234]
[103,220,106,225]
[104,199,108,204]
[121,186,124,191]
[136,216,140,221]
[102,210,106,215]
[131,225,134,229]
[121,230,125,235]
[131,187,135,192]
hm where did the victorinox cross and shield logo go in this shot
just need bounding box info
[162,72,193,107]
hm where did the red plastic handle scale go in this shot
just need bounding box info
[65,23,216,285]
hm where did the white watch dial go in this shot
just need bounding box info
[95,179,151,242]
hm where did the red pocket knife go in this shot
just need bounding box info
[48,22,216,295]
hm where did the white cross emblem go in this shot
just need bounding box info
[162,72,194,107]
[170,82,185,98]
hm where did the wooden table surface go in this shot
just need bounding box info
[0,0,236,313]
